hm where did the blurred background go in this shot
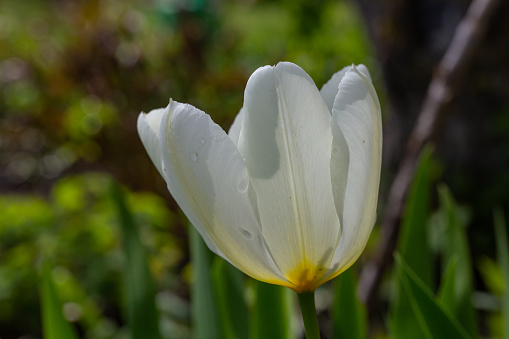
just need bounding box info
[0,0,508,338]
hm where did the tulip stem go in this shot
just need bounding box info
[297,291,321,339]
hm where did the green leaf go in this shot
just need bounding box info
[398,146,434,285]
[437,185,477,336]
[250,281,294,339]
[211,257,249,339]
[332,267,366,339]
[477,256,504,295]
[438,257,459,311]
[390,146,433,339]
[40,261,79,339]
[494,208,509,339]
[189,225,223,339]
[111,182,161,339]
[395,254,472,339]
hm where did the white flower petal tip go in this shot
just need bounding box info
[137,62,382,293]
[137,106,168,178]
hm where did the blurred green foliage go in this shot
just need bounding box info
[1,0,508,338]
[0,173,185,338]
[390,146,434,339]
[332,267,367,339]
[111,182,162,339]
[0,0,372,337]
[0,0,373,191]
[41,261,80,339]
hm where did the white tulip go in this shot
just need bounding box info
[137,62,382,293]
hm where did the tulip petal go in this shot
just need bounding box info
[228,107,244,147]
[159,100,290,286]
[325,66,382,282]
[320,65,372,114]
[238,62,341,290]
[137,108,166,177]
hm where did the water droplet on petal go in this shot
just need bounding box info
[240,229,252,239]
[200,138,206,145]
[191,153,198,162]
[238,175,249,193]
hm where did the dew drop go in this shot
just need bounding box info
[240,229,253,239]
[191,153,198,162]
[200,138,206,145]
[238,175,249,193]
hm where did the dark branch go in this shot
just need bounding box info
[358,0,502,308]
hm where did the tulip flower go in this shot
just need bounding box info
[138,62,381,338]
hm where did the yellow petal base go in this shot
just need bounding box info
[285,259,327,293]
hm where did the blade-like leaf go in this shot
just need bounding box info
[40,261,79,339]
[111,182,161,339]
[189,225,223,339]
[390,146,433,339]
[395,254,472,339]
[494,208,509,339]
[437,185,477,336]
[212,257,249,339]
[332,267,366,339]
[398,146,434,284]
[438,257,459,311]
[250,281,294,339]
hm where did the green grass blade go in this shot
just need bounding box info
[212,257,249,339]
[111,182,161,339]
[395,254,471,339]
[397,146,434,284]
[189,225,223,339]
[40,261,79,339]
[494,208,509,339]
[390,146,433,339]
[332,267,366,339]
[438,257,459,312]
[250,281,294,339]
[437,185,477,336]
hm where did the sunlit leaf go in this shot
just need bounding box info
[395,254,471,339]
[111,182,161,339]
[189,226,223,339]
[477,256,504,295]
[332,267,366,339]
[40,261,79,339]
[212,257,249,339]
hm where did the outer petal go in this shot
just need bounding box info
[137,108,166,177]
[320,64,372,114]
[228,107,244,147]
[159,100,290,287]
[237,62,341,290]
[323,66,382,283]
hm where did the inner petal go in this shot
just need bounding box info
[238,62,341,290]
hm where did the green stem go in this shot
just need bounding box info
[297,291,321,339]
